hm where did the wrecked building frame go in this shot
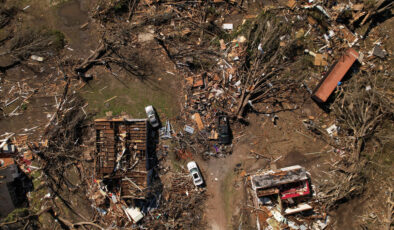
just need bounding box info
[94,117,158,200]
[250,165,313,216]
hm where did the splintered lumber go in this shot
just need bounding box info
[193,113,204,130]
[104,96,117,103]
[74,42,106,73]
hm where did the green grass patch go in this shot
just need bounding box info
[2,208,29,222]
[7,0,31,8]
[20,103,28,111]
[166,140,184,172]
[30,188,47,211]
[29,170,48,212]
[301,55,314,68]
[50,0,72,6]
[81,72,179,119]
[47,30,66,49]
[363,0,376,10]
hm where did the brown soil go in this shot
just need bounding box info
[1,0,392,229]
[195,96,331,229]
[0,0,98,139]
[56,0,97,55]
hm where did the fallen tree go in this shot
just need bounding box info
[234,12,306,118]
[317,70,393,210]
[332,71,393,161]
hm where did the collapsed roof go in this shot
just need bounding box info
[251,165,308,191]
[95,118,153,199]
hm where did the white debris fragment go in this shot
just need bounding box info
[30,55,44,62]
[222,23,233,30]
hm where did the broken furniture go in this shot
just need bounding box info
[124,207,144,223]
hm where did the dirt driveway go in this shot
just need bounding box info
[195,100,329,229]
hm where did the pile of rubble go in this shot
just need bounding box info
[0,133,36,217]
[173,0,391,154]
[0,133,37,175]
[144,172,207,229]
[84,114,206,228]
[178,37,250,158]
[86,162,206,229]
[247,165,328,229]
[0,81,36,117]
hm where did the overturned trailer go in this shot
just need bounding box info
[95,118,156,199]
[250,165,312,215]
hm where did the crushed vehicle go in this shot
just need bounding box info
[187,161,204,186]
[145,105,159,128]
[217,115,231,145]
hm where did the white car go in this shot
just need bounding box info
[187,161,204,186]
[145,105,159,128]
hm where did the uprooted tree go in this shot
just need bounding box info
[234,12,306,118]
[317,70,393,209]
[333,71,393,161]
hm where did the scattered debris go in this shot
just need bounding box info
[0,134,34,217]
[124,207,144,223]
[160,120,172,139]
[193,113,204,131]
[372,46,387,59]
[0,0,392,229]
[184,125,195,134]
[222,23,233,30]
[248,165,326,229]
[326,124,338,137]
[30,55,44,62]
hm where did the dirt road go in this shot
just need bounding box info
[195,105,330,229]
[199,152,242,229]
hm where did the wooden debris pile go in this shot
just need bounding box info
[143,172,207,229]
[246,166,328,229]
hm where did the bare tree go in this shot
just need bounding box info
[332,71,393,160]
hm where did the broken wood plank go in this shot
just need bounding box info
[193,113,204,130]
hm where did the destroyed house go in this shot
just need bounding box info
[0,156,19,217]
[95,118,155,199]
[0,152,32,218]
[312,48,359,103]
[251,165,312,215]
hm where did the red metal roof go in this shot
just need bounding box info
[280,180,310,200]
[312,48,359,103]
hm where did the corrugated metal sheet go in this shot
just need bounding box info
[312,48,359,103]
[251,165,308,190]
